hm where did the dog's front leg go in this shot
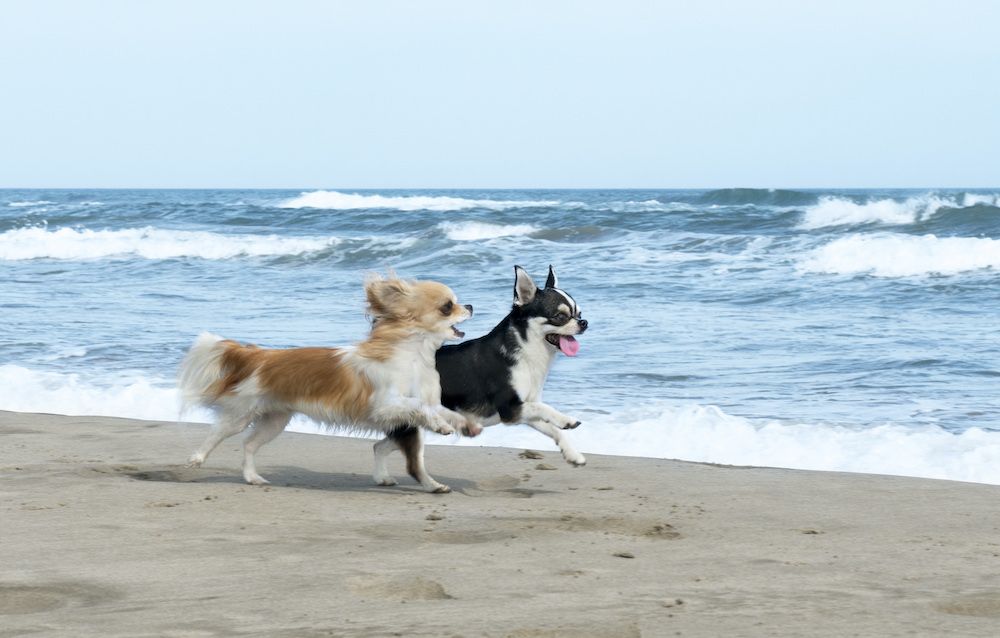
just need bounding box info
[525,419,587,466]
[437,406,482,437]
[520,402,581,431]
[372,399,456,436]
[420,406,459,436]
[520,403,586,467]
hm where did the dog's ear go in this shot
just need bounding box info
[544,265,558,289]
[365,276,412,319]
[513,265,538,306]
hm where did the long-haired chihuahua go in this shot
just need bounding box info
[178,274,477,492]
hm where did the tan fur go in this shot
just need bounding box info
[359,276,471,361]
[213,343,373,423]
[357,322,418,362]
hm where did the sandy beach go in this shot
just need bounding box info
[2,410,1000,637]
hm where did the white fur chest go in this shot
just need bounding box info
[382,337,443,404]
[510,326,556,403]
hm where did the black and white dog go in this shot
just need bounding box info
[372,266,588,491]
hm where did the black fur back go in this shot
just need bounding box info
[436,312,527,422]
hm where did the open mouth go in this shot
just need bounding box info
[545,334,580,356]
[452,326,465,338]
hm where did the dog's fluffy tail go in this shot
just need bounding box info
[177,332,229,412]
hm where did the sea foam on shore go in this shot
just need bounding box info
[3,365,999,485]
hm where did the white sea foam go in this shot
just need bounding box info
[798,233,1000,277]
[600,200,685,213]
[0,365,183,423]
[961,193,1000,207]
[0,365,300,431]
[439,221,539,241]
[800,195,953,229]
[280,190,561,211]
[0,226,339,261]
[457,403,1000,485]
[3,366,999,485]
[7,200,54,207]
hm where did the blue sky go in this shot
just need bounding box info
[2,0,998,188]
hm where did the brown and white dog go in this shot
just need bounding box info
[178,275,478,492]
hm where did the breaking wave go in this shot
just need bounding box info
[0,226,340,261]
[800,193,1000,230]
[438,221,539,241]
[279,190,560,211]
[798,233,1000,277]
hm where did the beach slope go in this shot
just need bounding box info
[2,410,999,637]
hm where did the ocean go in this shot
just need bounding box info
[2,188,999,484]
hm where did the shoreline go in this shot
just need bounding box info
[3,410,1000,636]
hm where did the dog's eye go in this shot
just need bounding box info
[552,312,568,324]
[440,301,454,315]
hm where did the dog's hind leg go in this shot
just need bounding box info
[188,410,253,468]
[242,411,292,485]
[391,426,451,493]
[373,435,400,486]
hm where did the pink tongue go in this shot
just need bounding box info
[559,335,580,357]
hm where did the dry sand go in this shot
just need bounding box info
[2,410,1000,637]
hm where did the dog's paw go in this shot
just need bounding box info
[560,418,582,430]
[429,420,456,436]
[186,454,205,468]
[565,452,587,467]
[443,410,469,429]
[430,483,452,494]
[461,419,483,437]
[243,472,270,486]
[374,477,398,487]
[425,410,462,435]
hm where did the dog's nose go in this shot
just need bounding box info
[464,304,473,316]
[577,318,588,332]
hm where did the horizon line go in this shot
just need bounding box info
[2,185,999,191]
